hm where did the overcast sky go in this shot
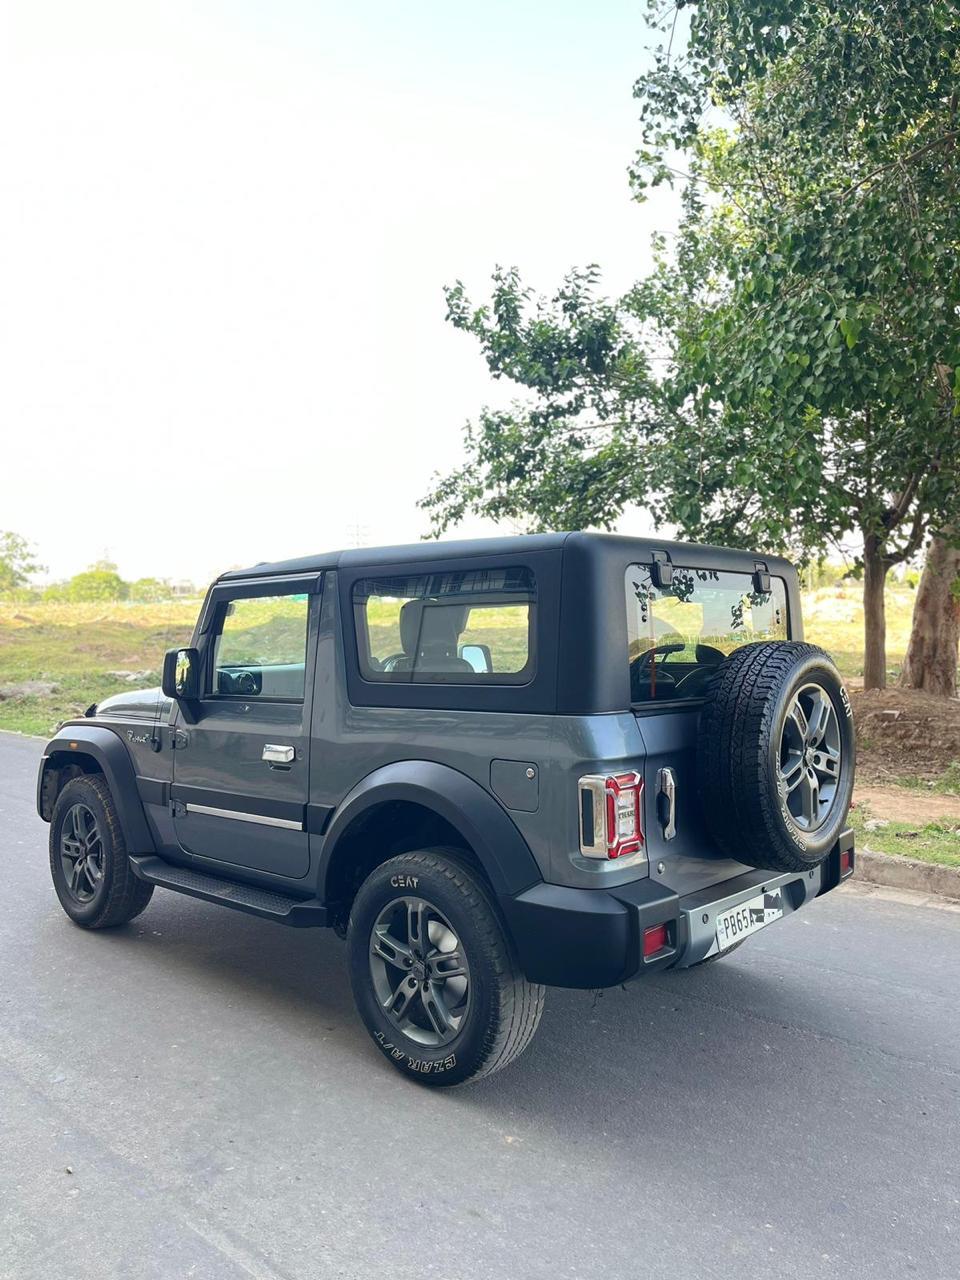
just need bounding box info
[1,1,676,585]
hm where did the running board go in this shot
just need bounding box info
[129,855,329,927]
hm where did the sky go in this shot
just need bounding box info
[1,1,677,585]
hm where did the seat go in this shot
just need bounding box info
[397,600,475,674]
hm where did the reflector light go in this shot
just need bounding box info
[643,923,669,957]
[840,848,853,876]
[578,771,644,859]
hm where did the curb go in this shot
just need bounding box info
[855,847,960,902]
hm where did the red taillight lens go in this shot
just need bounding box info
[840,848,853,877]
[643,922,669,957]
[579,771,644,859]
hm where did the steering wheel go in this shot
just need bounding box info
[632,642,686,673]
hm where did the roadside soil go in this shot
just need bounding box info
[853,786,960,823]
[849,686,960,786]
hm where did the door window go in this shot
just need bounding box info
[212,593,309,699]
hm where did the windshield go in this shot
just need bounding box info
[625,565,788,702]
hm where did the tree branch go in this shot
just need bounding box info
[883,472,920,531]
[843,131,960,200]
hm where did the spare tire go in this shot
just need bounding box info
[698,642,855,873]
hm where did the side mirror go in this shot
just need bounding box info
[162,647,200,700]
[459,643,493,674]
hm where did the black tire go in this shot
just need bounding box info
[49,774,154,929]
[348,849,545,1086]
[698,642,855,874]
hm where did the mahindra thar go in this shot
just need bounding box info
[37,534,855,1085]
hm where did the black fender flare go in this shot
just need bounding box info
[37,725,156,855]
[317,760,542,901]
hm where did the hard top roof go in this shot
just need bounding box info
[217,531,794,582]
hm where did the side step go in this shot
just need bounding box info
[129,855,329,928]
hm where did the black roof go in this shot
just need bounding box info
[217,531,794,582]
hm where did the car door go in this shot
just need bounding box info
[171,573,320,879]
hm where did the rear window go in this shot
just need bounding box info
[626,565,788,702]
[354,566,535,683]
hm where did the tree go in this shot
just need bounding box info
[634,0,960,690]
[129,577,170,602]
[65,568,129,602]
[0,531,45,595]
[899,532,960,697]
[423,0,960,690]
[421,266,664,534]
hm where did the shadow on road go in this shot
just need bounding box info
[81,888,853,1139]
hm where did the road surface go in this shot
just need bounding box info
[1,731,958,1279]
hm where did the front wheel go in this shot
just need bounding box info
[347,849,544,1086]
[49,775,154,928]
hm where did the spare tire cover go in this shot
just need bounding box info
[698,642,855,873]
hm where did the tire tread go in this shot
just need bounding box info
[49,774,154,928]
[698,642,853,873]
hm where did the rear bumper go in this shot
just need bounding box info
[502,828,855,989]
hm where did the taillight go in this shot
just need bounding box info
[578,771,644,859]
[643,922,670,957]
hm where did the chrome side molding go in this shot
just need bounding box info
[185,802,302,831]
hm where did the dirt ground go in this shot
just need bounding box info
[849,686,960,786]
[853,786,960,822]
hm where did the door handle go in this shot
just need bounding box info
[656,767,677,840]
[262,744,295,764]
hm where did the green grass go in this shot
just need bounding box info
[893,762,960,797]
[849,806,960,869]
[802,584,917,679]
[0,601,197,736]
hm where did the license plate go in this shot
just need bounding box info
[715,889,784,951]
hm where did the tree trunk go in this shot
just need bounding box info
[899,532,960,698]
[862,534,888,691]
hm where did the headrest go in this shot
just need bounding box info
[399,600,468,656]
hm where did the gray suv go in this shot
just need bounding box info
[36,533,856,1085]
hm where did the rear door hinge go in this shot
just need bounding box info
[752,561,771,594]
[650,549,674,590]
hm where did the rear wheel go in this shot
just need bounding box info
[348,849,544,1086]
[49,775,154,928]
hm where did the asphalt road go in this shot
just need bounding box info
[2,731,959,1280]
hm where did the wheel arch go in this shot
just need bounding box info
[37,725,156,855]
[317,760,542,919]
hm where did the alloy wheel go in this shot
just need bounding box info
[59,803,105,903]
[778,682,842,831]
[368,896,470,1048]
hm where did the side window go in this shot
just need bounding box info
[354,567,536,683]
[211,593,309,699]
